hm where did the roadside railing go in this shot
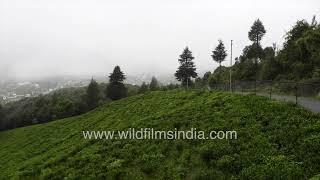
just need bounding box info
[210,80,320,105]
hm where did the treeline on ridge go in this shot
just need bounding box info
[196,16,320,88]
[0,67,180,131]
[0,66,136,131]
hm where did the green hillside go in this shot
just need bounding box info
[0,90,319,179]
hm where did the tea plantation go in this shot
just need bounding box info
[0,90,319,179]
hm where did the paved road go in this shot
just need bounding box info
[239,92,320,113]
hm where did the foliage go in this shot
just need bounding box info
[86,79,101,110]
[0,90,319,179]
[208,66,231,86]
[229,17,320,82]
[138,82,149,94]
[160,83,180,91]
[211,40,227,67]
[248,19,266,44]
[0,82,138,131]
[149,77,159,91]
[175,47,198,87]
[106,66,128,100]
[276,20,313,80]
[0,87,89,131]
[195,71,212,89]
[259,46,279,80]
[106,83,127,101]
[0,104,3,129]
[109,66,125,83]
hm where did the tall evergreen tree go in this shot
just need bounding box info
[86,78,100,110]
[175,47,198,88]
[109,66,125,83]
[211,40,227,68]
[248,19,266,85]
[248,19,266,45]
[106,66,127,100]
[149,76,159,91]
[248,19,266,61]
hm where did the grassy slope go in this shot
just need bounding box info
[0,90,319,179]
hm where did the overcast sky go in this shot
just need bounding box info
[0,0,319,80]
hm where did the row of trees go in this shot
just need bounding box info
[0,66,132,131]
[138,77,159,93]
[138,77,180,93]
[231,17,320,82]
[178,16,320,89]
[0,87,90,130]
[174,41,229,88]
[85,66,128,110]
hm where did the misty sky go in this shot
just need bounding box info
[0,0,319,80]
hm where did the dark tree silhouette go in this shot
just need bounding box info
[248,19,266,45]
[109,66,125,83]
[149,76,159,91]
[0,105,3,130]
[211,40,227,68]
[86,78,100,110]
[248,19,266,61]
[106,66,128,100]
[248,19,266,90]
[175,47,198,88]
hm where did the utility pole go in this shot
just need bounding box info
[229,40,233,92]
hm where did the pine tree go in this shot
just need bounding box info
[248,19,266,60]
[174,47,198,88]
[248,19,266,44]
[149,76,159,91]
[86,78,100,110]
[106,66,127,100]
[211,40,227,68]
[109,66,125,83]
[248,19,266,87]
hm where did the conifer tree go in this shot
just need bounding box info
[211,40,227,68]
[248,19,266,61]
[149,76,159,91]
[86,78,100,110]
[174,47,198,88]
[248,19,266,45]
[248,19,266,86]
[106,66,127,100]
